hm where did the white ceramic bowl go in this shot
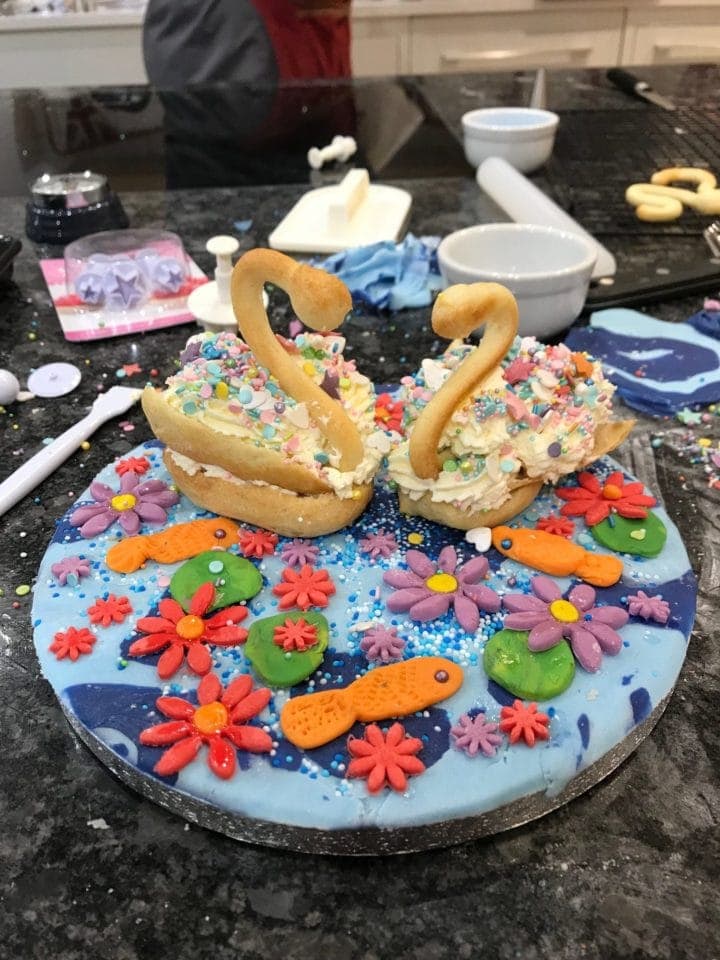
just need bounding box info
[461,107,559,173]
[437,223,597,338]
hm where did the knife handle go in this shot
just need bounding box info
[607,68,646,96]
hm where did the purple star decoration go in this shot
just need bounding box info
[69,471,179,538]
[103,261,147,310]
[503,575,629,673]
[626,590,671,624]
[75,271,105,306]
[451,712,503,758]
[280,538,320,567]
[383,546,500,634]
[360,625,406,663]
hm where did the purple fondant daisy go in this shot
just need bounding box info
[280,538,320,567]
[383,546,500,634]
[360,625,406,663]
[69,472,179,539]
[626,590,670,624]
[451,712,502,757]
[51,555,91,586]
[503,576,629,673]
[359,529,398,560]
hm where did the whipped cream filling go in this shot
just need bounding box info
[162,330,385,490]
[388,336,617,512]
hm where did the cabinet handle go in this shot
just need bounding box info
[653,43,720,63]
[440,46,591,68]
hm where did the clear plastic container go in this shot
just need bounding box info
[65,229,189,312]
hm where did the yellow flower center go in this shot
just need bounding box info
[602,483,623,500]
[176,614,205,640]
[110,493,137,512]
[193,702,228,735]
[426,572,458,594]
[549,599,580,623]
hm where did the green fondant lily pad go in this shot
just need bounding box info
[170,550,262,612]
[484,628,575,701]
[590,511,666,558]
[245,611,329,687]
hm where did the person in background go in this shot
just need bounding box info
[143,0,352,88]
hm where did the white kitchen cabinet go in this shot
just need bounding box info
[622,6,720,64]
[352,17,410,76]
[409,8,625,74]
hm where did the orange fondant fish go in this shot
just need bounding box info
[280,656,463,749]
[492,525,622,587]
[106,517,240,574]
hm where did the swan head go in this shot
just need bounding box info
[289,264,353,333]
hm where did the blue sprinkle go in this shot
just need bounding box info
[622,674,633,685]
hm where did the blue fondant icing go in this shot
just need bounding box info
[487,679,517,707]
[65,682,176,783]
[630,687,652,724]
[577,713,590,750]
[565,309,720,414]
[31,442,697,834]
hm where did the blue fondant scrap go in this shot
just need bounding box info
[565,309,720,415]
[314,234,443,310]
[687,307,720,340]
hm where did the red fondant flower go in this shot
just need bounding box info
[238,529,279,559]
[139,672,273,780]
[115,456,150,476]
[536,514,575,538]
[273,618,318,652]
[499,700,550,747]
[273,565,336,610]
[556,470,656,526]
[87,594,133,627]
[347,723,425,793]
[129,582,248,679]
[49,626,97,661]
[374,393,404,433]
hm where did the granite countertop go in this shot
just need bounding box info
[1,68,719,960]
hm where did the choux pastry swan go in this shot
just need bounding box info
[388,282,635,530]
[142,249,388,536]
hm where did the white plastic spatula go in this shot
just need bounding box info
[0,386,141,518]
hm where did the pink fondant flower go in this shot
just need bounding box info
[280,539,320,567]
[69,472,179,538]
[383,547,500,634]
[503,576,629,672]
[139,672,272,780]
[51,555,91,586]
[360,625,405,663]
[626,590,670,624]
[451,712,502,757]
[359,530,398,560]
[556,470,656,526]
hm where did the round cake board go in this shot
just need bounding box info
[32,441,696,855]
